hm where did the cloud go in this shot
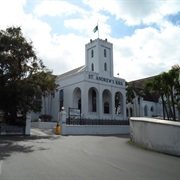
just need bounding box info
[22,18,88,75]
[33,0,87,17]
[64,11,111,37]
[0,0,179,82]
[40,33,88,75]
[0,0,26,29]
[112,24,180,81]
[82,0,180,26]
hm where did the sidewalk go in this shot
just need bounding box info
[30,128,56,136]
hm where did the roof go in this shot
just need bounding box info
[128,75,160,103]
[128,76,156,89]
[56,65,85,79]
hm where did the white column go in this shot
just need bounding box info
[111,91,115,119]
[99,88,103,119]
[25,113,31,136]
[59,107,67,135]
[82,84,88,117]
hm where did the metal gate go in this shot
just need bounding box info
[66,107,81,124]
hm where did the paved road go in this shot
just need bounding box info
[0,128,180,180]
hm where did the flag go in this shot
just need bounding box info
[93,25,98,33]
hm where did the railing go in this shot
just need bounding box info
[66,118,129,126]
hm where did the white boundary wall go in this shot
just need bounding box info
[31,122,57,129]
[61,124,129,135]
[130,117,180,156]
[59,109,129,135]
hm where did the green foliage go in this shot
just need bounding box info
[0,26,57,124]
[144,65,180,120]
[39,114,53,122]
[126,82,136,104]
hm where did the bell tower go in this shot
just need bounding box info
[85,38,114,78]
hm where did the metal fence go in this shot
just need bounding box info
[66,118,129,126]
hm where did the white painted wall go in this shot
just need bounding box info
[51,69,126,120]
[62,124,129,135]
[31,122,57,129]
[32,38,127,121]
[130,117,180,156]
[126,97,162,118]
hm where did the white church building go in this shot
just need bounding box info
[48,38,127,121]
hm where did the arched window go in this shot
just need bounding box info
[126,108,129,117]
[103,89,111,114]
[144,105,148,116]
[78,99,81,110]
[104,49,106,57]
[104,63,107,71]
[73,88,81,111]
[91,63,94,71]
[115,92,123,115]
[91,49,94,58]
[130,107,133,117]
[88,88,97,112]
[150,106,154,112]
[59,89,64,111]
[104,102,109,114]
[92,90,96,112]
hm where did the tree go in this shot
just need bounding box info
[161,72,175,120]
[145,65,180,121]
[37,71,58,120]
[0,26,55,124]
[126,82,142,117]
[145,75,167,120]
[126,82,135,104]
[171,64,180,119]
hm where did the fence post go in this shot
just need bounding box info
[59,107,67,135]
[25,113,31,136]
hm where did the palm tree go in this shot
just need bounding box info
[162,71,177,120]
[145,65,180,121]
[171,65,180,119]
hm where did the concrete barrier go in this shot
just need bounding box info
[130,117,180,156]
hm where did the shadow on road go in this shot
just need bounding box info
[0,133,59,161]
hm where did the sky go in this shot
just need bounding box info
[0,0,180,81]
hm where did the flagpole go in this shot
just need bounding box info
[97,22,99,39]
[93,23,99,38]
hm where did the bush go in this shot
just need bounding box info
[39,114,53,122]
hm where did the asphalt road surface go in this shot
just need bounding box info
[0,128,180,180]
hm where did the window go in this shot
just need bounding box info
[130,108,133,117]
[91,49,94,58]
[89,88,97,112]
[78,99,81,110]
[104,102,109,114]
[144,105,148,116]
[151,106,154,112]
[59,89,64,111]
[104,63,107,71]
[91,63,94,71]
[104,49,106,57]
[92,90,96,112]
[115,92,122,115]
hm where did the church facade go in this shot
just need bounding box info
[48,38,127,121]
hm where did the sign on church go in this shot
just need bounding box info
[88,74,123,86]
